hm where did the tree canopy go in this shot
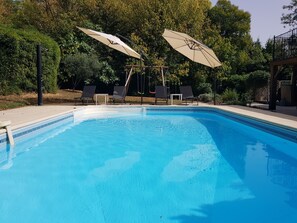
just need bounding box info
[282,0,297,27]
[0,0,273,99]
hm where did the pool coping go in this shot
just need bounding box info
[0,105,296,146]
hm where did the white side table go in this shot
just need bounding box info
[170,94,183,105]
[95,94,109,105]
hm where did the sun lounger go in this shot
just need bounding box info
[180,86,198,105]
[155,86,169,104]
[75,85,96,105]
[111,86,126,103]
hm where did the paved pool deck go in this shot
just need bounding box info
[0,104,296,131]
[0,105,78,131]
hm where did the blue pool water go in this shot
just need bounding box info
[0,111,297,223]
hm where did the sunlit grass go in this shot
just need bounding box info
[0,90,179,111]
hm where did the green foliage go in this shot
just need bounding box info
[198,93,213,103]
[240,90,253,105]
[191,72,213,94]
[281,0,297,27]
[246,70,270,89]
[209,0,251,39]
[14,0,95,41]
[95,0,212,80]
[93,61,118,84]
[246,70,269,100]
[62,53,118,89]
[224,74,248,94]
[0,0,19,25]
[208,0,266,75]
[221,88,239,104]
[0,101,30,110]
[0,25,60,95]
[0,0,273,97]
[264,39,274,61]
[196,82,213,94]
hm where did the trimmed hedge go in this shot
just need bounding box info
[0,26,60,95]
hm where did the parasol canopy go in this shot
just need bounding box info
[162,29,221,68]
[77,27,141,59]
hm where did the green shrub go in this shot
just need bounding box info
[223,74,248,95]
[0,25,60,95]
[198,93,213,103]
[246,70,269,100]
[61,53,117,89]
[221,88,239,104]
[214,94,222,104]
[196,82,212,94]
[240,90,253,105]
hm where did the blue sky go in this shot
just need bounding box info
[210,0,292,44]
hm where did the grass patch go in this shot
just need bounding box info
[0,89,162,110]
[0,100,29,110]
[0,89,82,111]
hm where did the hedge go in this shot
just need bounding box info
[0,26,60,95]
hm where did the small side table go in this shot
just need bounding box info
[95,94,109,105]
[170,94,183,105]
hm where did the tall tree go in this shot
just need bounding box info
[5,0,269,96]
[208,0,259,75]
[282,0,297,27]
[0,0,16,24]
[14,0,96,39]
[208,0,251,40]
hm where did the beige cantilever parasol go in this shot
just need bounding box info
[77,27,141,59]
[162,29,221,68]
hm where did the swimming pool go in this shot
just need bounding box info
[0,107,297,223]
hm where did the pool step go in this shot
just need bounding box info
[0,121,15,146]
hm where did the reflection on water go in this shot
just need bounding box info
[1,112,297,223]
[0,123,73,170]
[0,146,15,170]
[162,144,219,182]
[266,146,297,209]
[196,114,297,222]
[89,151,140,181]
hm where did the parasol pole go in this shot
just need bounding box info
[125,66,134,90]
[161,67,165,86]
[140,54,144,105]
[213,70,216,105]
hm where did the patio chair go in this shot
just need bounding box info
[111,86,126,103]
[75,85,96,105]
[155,86,169,104]
[180,86,198,105]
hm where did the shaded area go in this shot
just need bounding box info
[248,103,297,117]
[170,113,297,223]
[198,117,248,179]
[170,198,285,223]
[266,147,297,209]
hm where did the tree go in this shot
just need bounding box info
[110,0,211,80]
[14,0,96,38]
[2,0,271,97]
[0,0,19,24]
[246,70,269,100]
[282,0,297,27]
[208,0,267,75]
[208,0,251,41]
[62,53,117,90]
